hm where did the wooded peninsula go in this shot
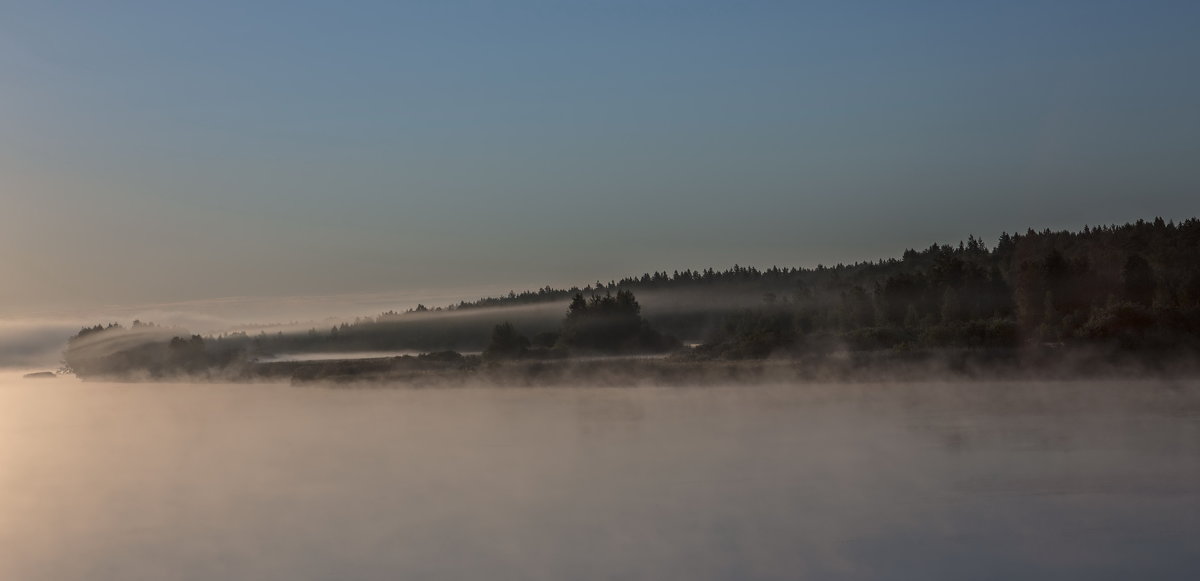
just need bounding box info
[64,218,1200,383]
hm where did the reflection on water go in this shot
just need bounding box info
[1,374,1197,580]
[255,351,482,362]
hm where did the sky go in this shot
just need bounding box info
[2,0,1199,317]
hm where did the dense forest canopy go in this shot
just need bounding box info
[64,218,1200,378]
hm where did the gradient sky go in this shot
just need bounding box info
[3,0,1199,316]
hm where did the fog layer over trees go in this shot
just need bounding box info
[64,218,1200,380]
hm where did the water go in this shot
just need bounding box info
[255,350,474,362]
[1,373,1197,580]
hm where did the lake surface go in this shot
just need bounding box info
[1,373,1197,580]
[255,350,458,362]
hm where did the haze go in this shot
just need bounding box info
[2,374,1197,580]
[4,1,1200,315]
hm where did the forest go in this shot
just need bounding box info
[63,218,1200,379]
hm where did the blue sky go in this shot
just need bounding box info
[2,1,1199,315]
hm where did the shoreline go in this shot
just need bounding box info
[59,347,1200,387]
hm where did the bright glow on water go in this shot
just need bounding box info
[1,373,1197,580]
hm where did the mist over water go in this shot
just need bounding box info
[6,0,1200,577]
[255,350,457,362]
[2,374,1197,580]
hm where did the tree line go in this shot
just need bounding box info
[64,217,1200,377]
[698,218,1200,358]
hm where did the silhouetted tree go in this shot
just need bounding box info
[558,290,677,353]
[483,322,529,360]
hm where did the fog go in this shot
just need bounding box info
[0,288,520,368]
[0,319,80,368]
[2,372,1197,580]
[0,288,739,372]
